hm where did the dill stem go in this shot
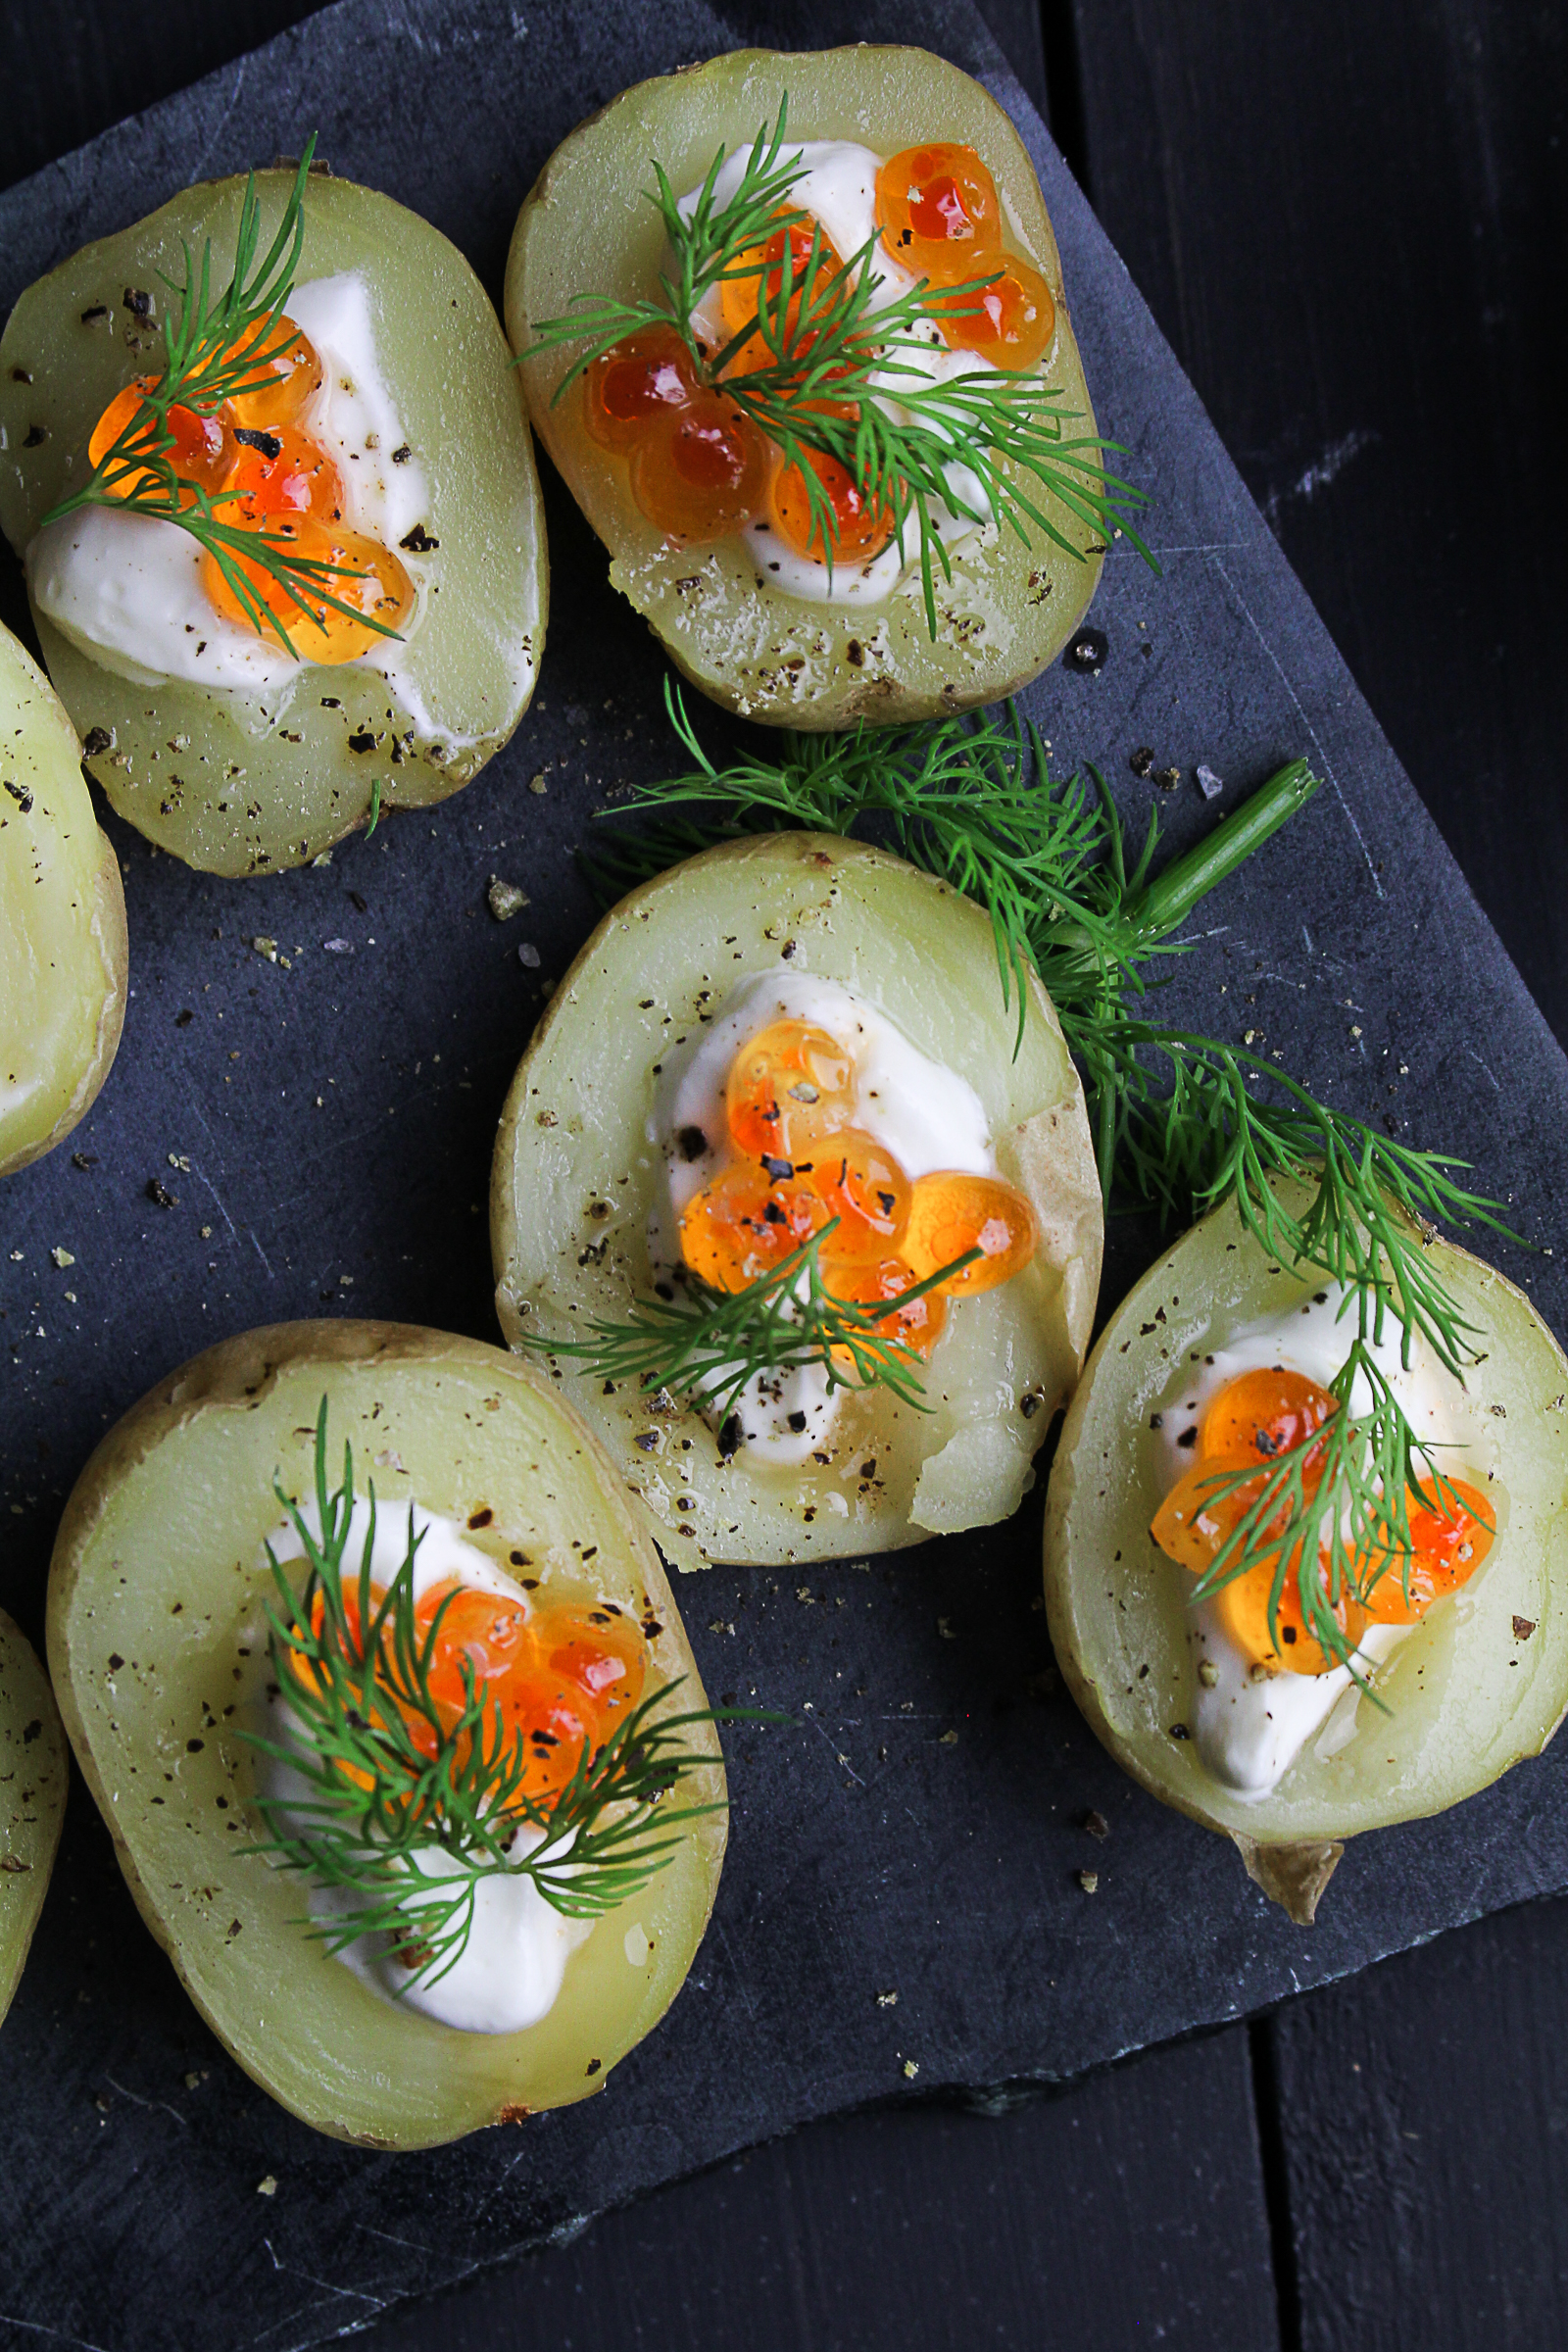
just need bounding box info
[1120,758,1319,944]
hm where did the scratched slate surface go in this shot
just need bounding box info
[0,1,1565,2346]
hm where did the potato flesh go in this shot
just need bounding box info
[46,1324,725,2148]
[0,1610,69,2027]
[0,175,546,876]
[1043,1185,1568,1846]
[491,832,1102,1566]
[506,45,1104,728]
[0,620,125,1175]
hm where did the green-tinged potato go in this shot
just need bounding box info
[492,832,1102,1567]
[1043,1184,1568,1918]
[47,1322,725,2148]
[0,1611,69,2029]
[506,46,1105,728]
[0,619,125,1175]
[0,172,546,876]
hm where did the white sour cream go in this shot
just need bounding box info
[261,1494,590,2036]
[678,140,1002,608]
[1152,1287,1480,1799]
[27,273,434,716]
[649,972,995,1464]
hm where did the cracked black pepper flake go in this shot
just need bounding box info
[123,286,152,317]
[81,726,113,758]
[717,1415,743,1461]
[391,443,411,464]
[1064,625,1107,673]
[1082,1809,1109,1839]
[72,1152,97,1170]
[347,730,376,753]
[1129,746,1155,779]
[22,424,47,449]
[400,523,438,553]
[1169,1722,1191,1740]
[146,1178,177,1208]
[676,1125,708,1162]
[232,425,282,461]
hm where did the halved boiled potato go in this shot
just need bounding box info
[1,618,125,1176]
[0,172,546,876]
[492,831,1102,1567]
[0,1611,69,2029]
[506,46,1104,728]
[1043,1184,1568,1917]
[46,1321,725,2148]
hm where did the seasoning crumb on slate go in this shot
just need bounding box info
[146,1178,177,1208]
[250,936,278,963]
[1064,625,1107,673]
[255,2176,278,2198]
[937,1615,956,1641]
[939,1729,958,1746]
[1077,1869,1100,1894]
[1197,763,1224,800]
[1129,746,1154,778]
[1082,1809,1109,1840]
[877,1989,899,2008]
[487,875,530,921]
[50,1248,74,1269]
[322,938,352,955]
[71,1152,96,1170]
[528,772,549,795]
[517,943,541,969]
[902,2059,919,2080]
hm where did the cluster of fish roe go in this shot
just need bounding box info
[1152,1367,1494,1675]
[295,1575,649,1804]
[87,318,415,662]
[677,1015,1038,1355]
[580,142,1055,555]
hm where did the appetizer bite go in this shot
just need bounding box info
[0,148,547,876]
[508,47,1146,727]
[1044,1185,1568,1922]
[47,1323,728,2147]
[0,1612,69,2032]
[492,814,1102,1568]
[0,617,125,1176]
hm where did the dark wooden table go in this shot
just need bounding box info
[3,2,1565,2344]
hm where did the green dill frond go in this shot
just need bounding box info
[42,137,404,662]
[514,1222,980,1424]
[241,1401,753,1991]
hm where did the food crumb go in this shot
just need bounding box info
[50,1247,74,1269]
[877,1989,899,2008]
[256,2176,278,2198]
[487,875,530,921]
[1077,1869,1100,1894]
[902,2058,919,2080]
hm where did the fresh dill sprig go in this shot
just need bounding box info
[42,137,402,661]
[593,685,1515,1385]
[514,1222,981,1423]
[519,99,1153,632]
[242,1402,744,1992]
[1186,1341,1494,1681]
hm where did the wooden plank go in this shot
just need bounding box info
[1267,1898,1568,2352]
[356,2032,1281,2352]
[1064,0,1568,1046]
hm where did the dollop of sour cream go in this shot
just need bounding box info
[1151,1288,1482,1799]
[650,971,995,1465]
[27,274,433,713]
[261,1494,589,2036]
[677,140,999,608]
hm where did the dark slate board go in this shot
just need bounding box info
[0,0,1564,2345]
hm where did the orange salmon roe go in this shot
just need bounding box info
[795,1127,911,1264]
[679,1155,831,1291]
[830,1256,949,1359]
[875,144,1002,270]
[584,324,700,452]
[225,422,346,526]
[202,519,416,662]
[768,418,898,565]
[87,375,233,502]
[931,252,1055,369]
[726,1019,856,1156]
[719,214,844,376]
[901,1172,1038,1297]
[224,318,325,427]
[629,392,771,539]
[1151,1368,1495,1674]
[301,1574,648,1807]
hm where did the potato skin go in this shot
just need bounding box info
[0,621,126,1177]
[493,831,1103,1566]
[507,45,1105,728]
[1043,1185,1568,1869]
[48,1321,726,2147]
[0,173,547,876]
[0,1611,69,2029]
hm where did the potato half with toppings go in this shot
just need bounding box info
[0,618,125,1176]
[1043,1184,1568,1920]
[506,46,1110,727]
[0,1611,69,2028]
[0,171,546,876]
[492,831,1102,1567]
[46,1322,726,2147]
